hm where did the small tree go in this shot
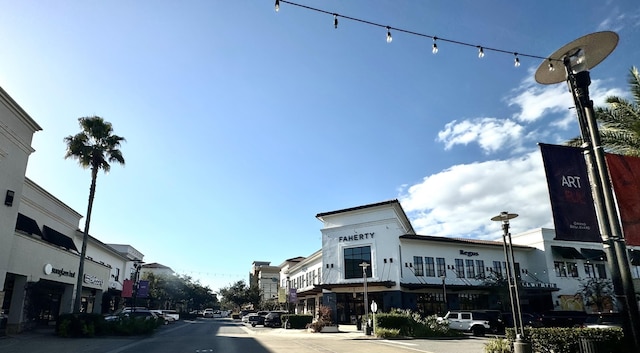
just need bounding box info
[578,277,614,312]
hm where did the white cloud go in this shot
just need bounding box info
[437,118,525,154]
[399,151,554,240]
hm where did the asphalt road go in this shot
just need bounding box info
[0,318,490,353]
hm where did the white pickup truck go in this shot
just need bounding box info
[162,310,180,322]
[437,311,491,336]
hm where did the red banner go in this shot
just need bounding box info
[606,153,640,246]
[122,279,133,298]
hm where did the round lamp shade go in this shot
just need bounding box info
[535,31,618,85]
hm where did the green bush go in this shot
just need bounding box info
[375,327,401,338]
[504,327,624,353]
[56,313,107,337]
[484,337,512,353]
[375,309,460,338]
[282,314,313,329]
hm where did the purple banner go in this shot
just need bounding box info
[136,280,149,298]
[288,288,297,303]
[539,143,600,242]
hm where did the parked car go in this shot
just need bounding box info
[105,308,157,322]
[582,313,622,329]
[541,311,588,328]
[470,310,505,334]
[203,308,215,318]
[437,311,491,336]
[162,310,180,322]
[264,311,288,328]
[502,312,544,328]
[247,311,269,327]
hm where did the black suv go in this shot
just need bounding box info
[264,311,288,328]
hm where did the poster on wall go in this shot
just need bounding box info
[605,153,640,246]
[539,143,601,242]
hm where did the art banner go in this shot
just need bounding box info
[137,280,150,298]
[122,279,133,298]
[605,153,640,246]
[539,143,600,242]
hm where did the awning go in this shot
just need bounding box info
[15,213,43,237]
[629,250,640,266]
[551,245,585,259]
[580,248,607,261]
[43,225,79,252]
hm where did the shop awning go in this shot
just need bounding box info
[15,213,43,237]
[551,245,585,259]
[580,248,607,261]
[43,225,79,252]
[629,250,640,266]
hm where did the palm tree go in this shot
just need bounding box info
[64,116,125,313]
[567,66,640,155]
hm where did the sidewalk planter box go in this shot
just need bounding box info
[320,325,339,333]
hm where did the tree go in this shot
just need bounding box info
[578,277,614,312]
[64,116,125,313]
[567,66,640,156]
[218,280,262,311]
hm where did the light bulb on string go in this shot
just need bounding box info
[432,37,438,54]
[547,59,555,72]
[478,46,485,58]
[333,14,338,29]
[275,0,280,12]
[386,26,392,43]
[514,53,520,67]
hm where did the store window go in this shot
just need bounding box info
[425,257,436,277]
[492,260,502,277]
[596,263,607,279]
[554,261,567,277]
[566,262,579,277]
[476,260,485,278]
[413,256,424,276]
[584,263,595,278]
[455,259,465,278]
[436,258,446,277]
[465,259,475,278]
[344,246,372,279]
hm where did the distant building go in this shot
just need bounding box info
[250,261,280,302]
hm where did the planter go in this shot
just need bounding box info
[320,325,339,333]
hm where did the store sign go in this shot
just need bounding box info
[84,274,104,286]
[338,232,374,242]
[459,250,479,257]
[43,264,76,278]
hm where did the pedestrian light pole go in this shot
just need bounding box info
[535,31,640,351]
[359,261,370,335]
[492,212,529,353]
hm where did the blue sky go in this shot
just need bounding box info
[1,0,639,293]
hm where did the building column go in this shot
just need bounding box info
[60,283,75,314]
[6,275,27,334]
[92,290,103,314]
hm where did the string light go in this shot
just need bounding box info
[275,1,559,67]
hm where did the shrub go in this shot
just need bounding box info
[504,327,624,353]
[282,314,313,329]
[376,309,460,338]
[484,337,512,353]
[375,327,401,338]
[56,313,106,337]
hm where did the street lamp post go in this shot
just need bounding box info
[535,31,640,351]
[440,275,448,312]
[492,212,529,353]
[359,261,370,335]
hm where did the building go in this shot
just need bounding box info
[250,261,280,302]
[276,199,640,324]
[0,86,145,333]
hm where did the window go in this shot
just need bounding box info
[596,263,607,279]
[344,246,372,279]
[461,312,471,320]
[567,262,579,277]
[425,257,436,277]
[436,258,446,277]
[514,263,521,280]
[476,260,485,279]
[554,261,567,277]
[465,259,475,278]
[455,259,465,278]
[413,256,424,276]
[492,261,502,277]
[584,263,595,278]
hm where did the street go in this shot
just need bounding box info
[0,318,490,353]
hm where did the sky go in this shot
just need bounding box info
[1,0,639,294]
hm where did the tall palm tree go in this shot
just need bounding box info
[567,66,640,156]
[64,116,125,313]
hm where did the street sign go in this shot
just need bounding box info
[370,300,378,313]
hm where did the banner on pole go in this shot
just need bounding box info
[539,143,600,242]
[122,279,133,298]
[606,153,640,246]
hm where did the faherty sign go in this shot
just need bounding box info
[338,232,374,242]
